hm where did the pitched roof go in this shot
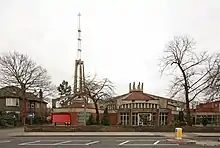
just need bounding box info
[112,90,185,103]
[123,91,155,101]
[0,86,47,104]
[111,91,155,101]
[0,86,22,98]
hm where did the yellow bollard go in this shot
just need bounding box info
[175,128,182,139]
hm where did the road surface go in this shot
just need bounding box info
[0,136,218,148]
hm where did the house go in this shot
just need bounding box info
[0,86,48,121]
[52,82,186,126]
[191,100,220,125]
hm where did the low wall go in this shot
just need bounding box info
[24,125,220,133]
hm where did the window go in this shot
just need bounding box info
[132,113,138,125]
[120,113,129,125]
[31,103,34,108]
[159,113,168,126]
[78,112,90,124]
[36,103,40,109]
[6,98,19,106]
[152,104,155,108]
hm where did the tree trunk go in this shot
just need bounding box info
[94,102,100,124]
[21,85,27,125]
[22,98,27,125]
[179,63,192,126]
[185,93,192,126]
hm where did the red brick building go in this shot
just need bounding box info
[0,86,48,121]
[53,82,186,126]
[191,100,220,125]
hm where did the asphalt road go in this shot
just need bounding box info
[0,136,218,148]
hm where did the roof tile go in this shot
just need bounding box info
[124,91,154,101]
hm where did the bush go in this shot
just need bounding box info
[201,116,208,126]
[0,118,7,126]
[0,111,19,127]
[102,119,109,126]
[33,116,42,125]
[86,114,95,125]
[101,107,109,126]
[178,111,184,122]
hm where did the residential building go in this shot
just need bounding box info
[0,86,48,121]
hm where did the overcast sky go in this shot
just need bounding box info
[0,0,220,98]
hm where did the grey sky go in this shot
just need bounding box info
[0,0,220,97]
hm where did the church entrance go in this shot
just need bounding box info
[138,113,153,126]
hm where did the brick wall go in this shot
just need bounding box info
[108,113,118,125]
[194,101,220,112]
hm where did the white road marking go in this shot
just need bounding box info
[38,139,90,142]
[125,144,179,146]
[53,140,72,145]
[115,137,165,139]
[154,140,160,145]
[18,140,40,145]
[59,139,93,146]
[18,139,94,146]
[86,141,100,145]
[118,140,130,146]
[61,144,88,145]
[0,140,11,143]
[116,139,166,142]
[37,140,64,142]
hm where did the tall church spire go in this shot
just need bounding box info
[74,12,85,94]
[77,12,82,60]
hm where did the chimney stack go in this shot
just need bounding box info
[39,89,43,99]
[133,82,136,90]
[137,82,140,90]
[129,83,131,92]
[141,83,144,91]
[129,82,144,92]
[52,99,56,108]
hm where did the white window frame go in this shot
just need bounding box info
[120,113,129,125]
[6,98,19,106]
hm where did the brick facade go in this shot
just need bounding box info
[191,100,220,125]
[53,82,185,126]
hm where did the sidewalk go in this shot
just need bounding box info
[0,127,24,138]
[192,133,220,137]
[9,131,220,138]
[156,132,220,138]
[10,132,163,137]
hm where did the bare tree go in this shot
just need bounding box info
[205,53,220,100]
[160,36,219,126]
[0,51,52,124]
[84,75,114,124]
[39,84,57,102]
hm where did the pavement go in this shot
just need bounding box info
[0,127,23,138]
[0,136,219,148]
